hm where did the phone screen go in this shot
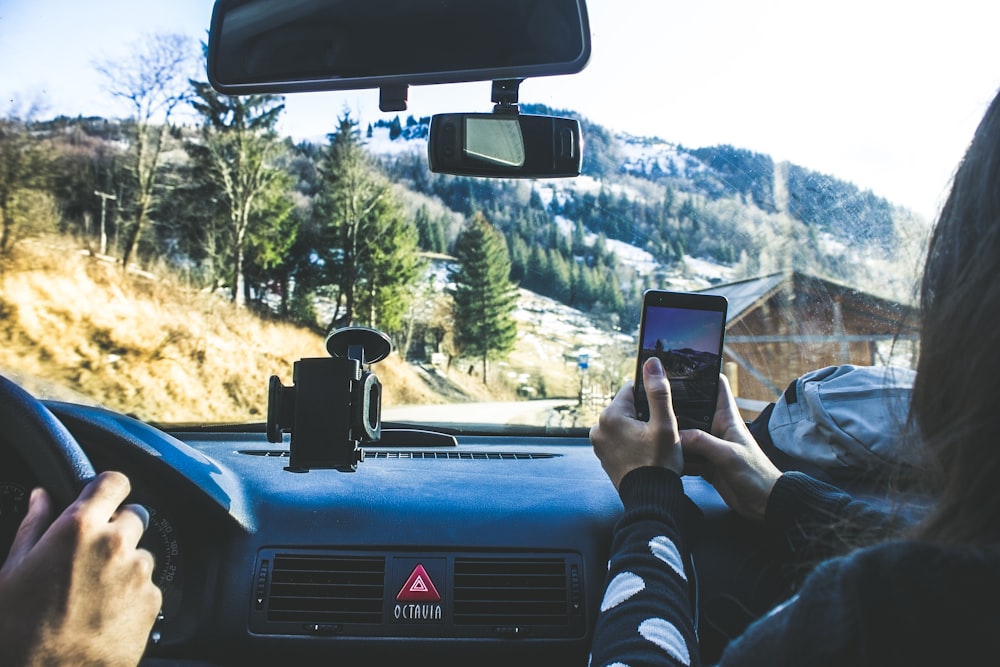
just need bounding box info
[634,291,728,430]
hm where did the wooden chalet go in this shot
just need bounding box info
[698,272,918,414]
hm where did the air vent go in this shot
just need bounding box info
[253,550,585,639]
[453,558,572,626]
[239,449,560,460]
[265,554,385,624]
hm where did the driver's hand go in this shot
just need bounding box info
[0,471,162,667]
[680,374,782,522]
[590,356,684,489]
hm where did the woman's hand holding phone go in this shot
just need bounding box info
[592,361,783,520]
[680,375,782,522]
[590,356,685,490]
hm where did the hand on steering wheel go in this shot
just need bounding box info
[0,374,161,667]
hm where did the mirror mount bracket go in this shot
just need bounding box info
[379,84,409,112]
[491,78,523,115]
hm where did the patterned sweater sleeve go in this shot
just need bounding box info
[590,466,705,667]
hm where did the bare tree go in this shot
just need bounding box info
[95,33,197,268]
[186,81,289,307]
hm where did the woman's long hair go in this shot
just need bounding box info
[910,87,1000,545]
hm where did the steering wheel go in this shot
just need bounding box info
[0,374,95,512]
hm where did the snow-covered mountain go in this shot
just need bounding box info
[362,111,928,304]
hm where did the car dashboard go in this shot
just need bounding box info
[9,401,738,667]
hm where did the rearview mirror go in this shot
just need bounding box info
[207,0,591,95]
[428,113,582,178]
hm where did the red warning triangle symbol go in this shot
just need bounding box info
[396,564,441,602]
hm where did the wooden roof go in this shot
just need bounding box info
[697,271,917,331]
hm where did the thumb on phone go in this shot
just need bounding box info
[642,356,677,433]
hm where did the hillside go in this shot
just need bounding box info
[0,238,456,423]
[17,110,927,331]
[374,106,929,308]
[0,238,622,425]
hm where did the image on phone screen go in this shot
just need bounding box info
[634,291,727,430]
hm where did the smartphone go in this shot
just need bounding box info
[634,290,728,431]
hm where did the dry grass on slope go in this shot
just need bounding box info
[0,238,443,423]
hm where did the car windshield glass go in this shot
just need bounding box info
[1,0,998,433]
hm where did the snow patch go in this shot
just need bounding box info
[619,135,706,180]
[364,125,427,156]
[605,238,657,275]
[817,231,847,255]
[683,256,734,282]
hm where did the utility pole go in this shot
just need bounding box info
[93,190,116,256]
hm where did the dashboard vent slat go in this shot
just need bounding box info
[453,558,570,627]
[266,554,385,624]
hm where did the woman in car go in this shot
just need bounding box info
[589,87,1000,666]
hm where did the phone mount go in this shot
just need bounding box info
[266,327,392,472]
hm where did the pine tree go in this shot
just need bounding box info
[318,112,417,331]
[575,263,600,309]
[389,115,403,141]
[524,243,547,292]
[355,195,424,337]
[414,204,447,253]
[450,212,518,385]
[508,233,529,283]
[243,181,299,314]
[571,219,587,255]
[549,249,572,303]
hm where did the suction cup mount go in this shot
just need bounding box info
[325,327,392,365]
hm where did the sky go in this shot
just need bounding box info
[2,0,999,221]
[641,306,725,355]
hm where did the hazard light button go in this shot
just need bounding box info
[397,563,441,602]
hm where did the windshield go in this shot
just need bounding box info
[1,0,997,432]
